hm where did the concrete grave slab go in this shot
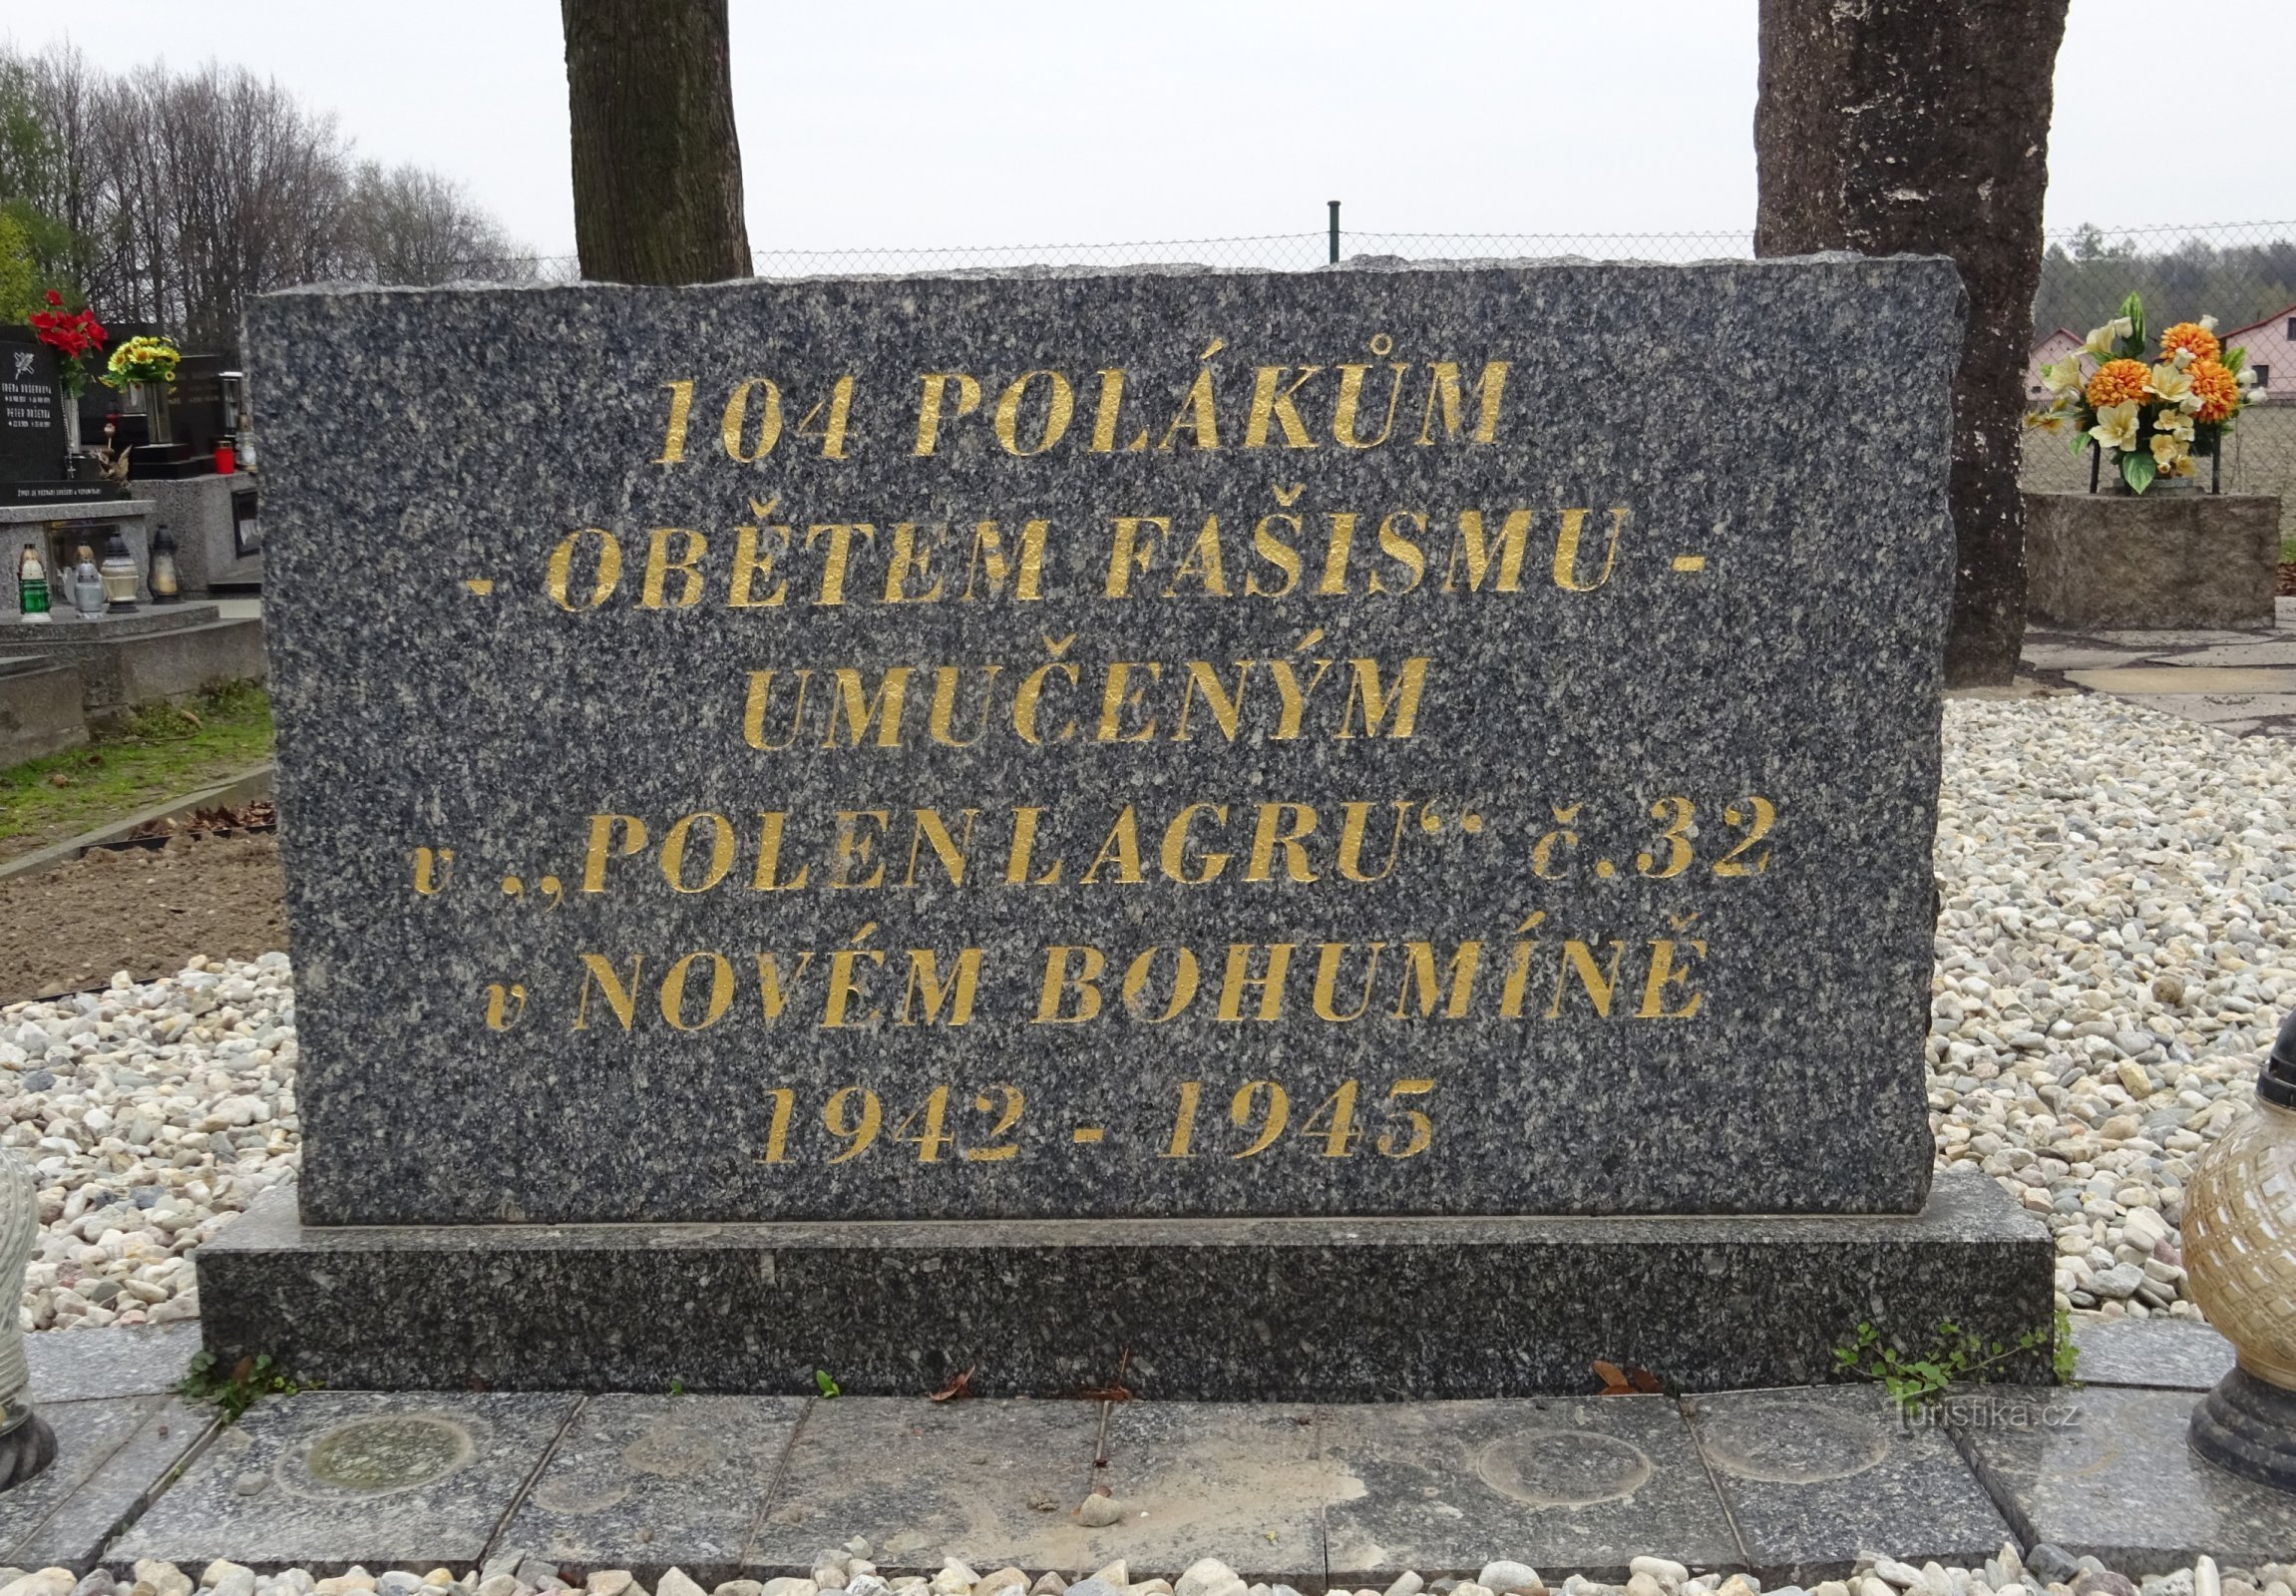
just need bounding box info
[1952,1384,2296,1574]
[0,1394,192,1568]
[17,1396,211,1571]
[1683,1386,2009,1581]
[2072,1320,2238,1391]
[1085,1402,1332,1586]
[1319,1396,1739,1581]
[744,1398,1102,1576]
[107,1390,578,1572]
[499,1395,806,1584]
[26,1323,204,1402]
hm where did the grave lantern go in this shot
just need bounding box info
[149,523,183,602]
[2185,1005,2296,1490]
[12,545,52,624]
[69,545,105,619]
[99,528,139,611]
[0,1152,58,1488]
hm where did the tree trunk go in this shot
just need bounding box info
[561,0,750,285]
[1754,0,2069,686]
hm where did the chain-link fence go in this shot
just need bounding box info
[463,220,2296,552]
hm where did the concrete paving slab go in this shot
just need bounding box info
[107,1390,579,1573]
[2022,644,2153,671]
[0,1394,173,1567]
[2117,693,2296,725]
[1087,1401,1333,1586]
[2067,666,2296,695]
[1319,1396,1739,1581]
[2088,629,2284,649]
[1952,1385,2296,1575]
[2151,640,2296,666]
[26,1324,204,1402]
[1683,1387,2008,1581]
[2072,1320,2238,1391]
[745,1398,1102,1577]
[19,1396,211,1570]
[497,1395,805,1584]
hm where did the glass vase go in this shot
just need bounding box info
[129,381,173,445]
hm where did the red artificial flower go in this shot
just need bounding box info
[44,289,60,305]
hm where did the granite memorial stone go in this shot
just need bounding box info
[213,259,2055,1395]
[253,258,1960,1225]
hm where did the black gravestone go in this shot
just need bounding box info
[207,260,2054,1396]
[0,328,65,484]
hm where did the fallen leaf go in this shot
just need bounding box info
[929,1365,975,1402]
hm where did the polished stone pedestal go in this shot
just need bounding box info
[198,1169,2053,1399]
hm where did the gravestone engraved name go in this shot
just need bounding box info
[251,258,1963,1227]
[0,329,64,484]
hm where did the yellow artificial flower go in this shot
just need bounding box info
[2154,408,2194,443]
[2148,429,2189,472]
[2090,400,2140,454]
[2147,361,2196,411]
[2082,325,2117,357]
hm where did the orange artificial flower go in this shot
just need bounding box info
[2086,358,2150,408]
[2159,322,2222,364]
[2189,358,2240,424]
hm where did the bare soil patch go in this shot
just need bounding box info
[0,832,287,1004]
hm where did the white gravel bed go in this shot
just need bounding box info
[1,694,2292,1333]
[0,1546,2272,1596]
[0,953,294,1331]
[1931,694,2296,1320]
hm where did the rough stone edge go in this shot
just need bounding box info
[0,760,275,886]
[254,249,1958,297]
[198,1168,2054,1399]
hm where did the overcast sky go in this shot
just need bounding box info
[9,1,2291,261]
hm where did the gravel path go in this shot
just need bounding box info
[2,694,2292,1332]
[3,1545,2274,1596]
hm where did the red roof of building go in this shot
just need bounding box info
[2222,301,2296,342]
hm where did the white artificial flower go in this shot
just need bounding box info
[2043,358,2086,397]
[2109,315,2134,339]
[2083,325,2118,357]
[2148,362,2196,411]
[2200,314,2218,331]
[2091,400,2140,454]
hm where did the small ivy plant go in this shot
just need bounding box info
[1832,1312,2077,1410]
[176,1351,315,1422]
[812,1369,842,1398]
